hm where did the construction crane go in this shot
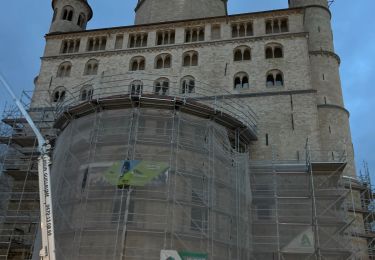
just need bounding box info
[0,73,56,260]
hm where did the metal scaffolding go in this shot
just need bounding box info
[0,93,56,260]
[50,105,251,259]
[344,162,375,259]
[359,162,375,258]
[0,71,367,259]
[250,147,356,260]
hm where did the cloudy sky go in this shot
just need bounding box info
[0,0,374,175]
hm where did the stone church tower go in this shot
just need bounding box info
[135,0,228,24]
[49,0,93,33]
[289,0,355,175]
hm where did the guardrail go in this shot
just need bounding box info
[49,72,259,135]
[307,150,347,163]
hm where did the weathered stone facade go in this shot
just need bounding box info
[34,2,355,173]
[27,0,367,258]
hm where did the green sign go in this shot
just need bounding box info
[178,251,208,260]
[105,160,169,186]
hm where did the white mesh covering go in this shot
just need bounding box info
[51,107,251,260]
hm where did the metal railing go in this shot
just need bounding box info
[306,149,347,163]
[29,72,259,136]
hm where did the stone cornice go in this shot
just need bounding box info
[46,8,304,39]
[42,32,308,61]
[317,104,350,117]
[221,89,317,99]
[309,50,341,65]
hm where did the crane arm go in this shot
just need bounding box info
[0,73,56,260]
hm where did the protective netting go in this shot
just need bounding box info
[51,107,251,260]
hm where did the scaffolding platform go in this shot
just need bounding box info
[0,136,37,148]
[1,118,28,126]
[310,161,347,172]
[54,94,257,144]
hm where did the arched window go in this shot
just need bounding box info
[182,51,199,67]
[275,73,284,86]
[265,20,273,34]
[154,78,169,95]
[52,87,66,103]
[131,60,138,71]
[130,56,146,71]
[274,47,283,58]
[181,76,195,94]
[183,55,191,67]
[57,61,72,77]
[185,27,205,43]
[61,39,80,54]
[80,85,94,101]
[191,53,198,66]
[87,36,107,52]
[265,43,283,59]
[129,80,143,95]
[266,74,275,87]
[156,30,175,45]
[198,28,204,41]
[61,6,74,21]
[84,59,99,75]
[234,72,249,90]
[154,54,172,69]
[77,13,86,27]
[192,30,198,42]
[265,47,273,59]
[156,57,163,69]
[266,70,284,87]
[164,55,171,68]
[273,20,280,33]
[265,18,289,34]
[233,46,251,62]
[232,22,253,38]
[243,49,251,60]
[234,50,242,61]
[280,19,289,32]
[239,24,246,37]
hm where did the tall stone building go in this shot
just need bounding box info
[0,0,373,259]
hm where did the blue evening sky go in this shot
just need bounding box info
[0,0,374,176]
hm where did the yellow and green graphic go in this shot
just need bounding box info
[105,160,169,187]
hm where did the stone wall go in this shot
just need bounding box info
[135,0,227,24]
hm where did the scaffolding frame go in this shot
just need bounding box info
[250,144,357,260]
[0,92,57,260]
[344,161,375,259]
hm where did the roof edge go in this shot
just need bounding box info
[46,7,303,37]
